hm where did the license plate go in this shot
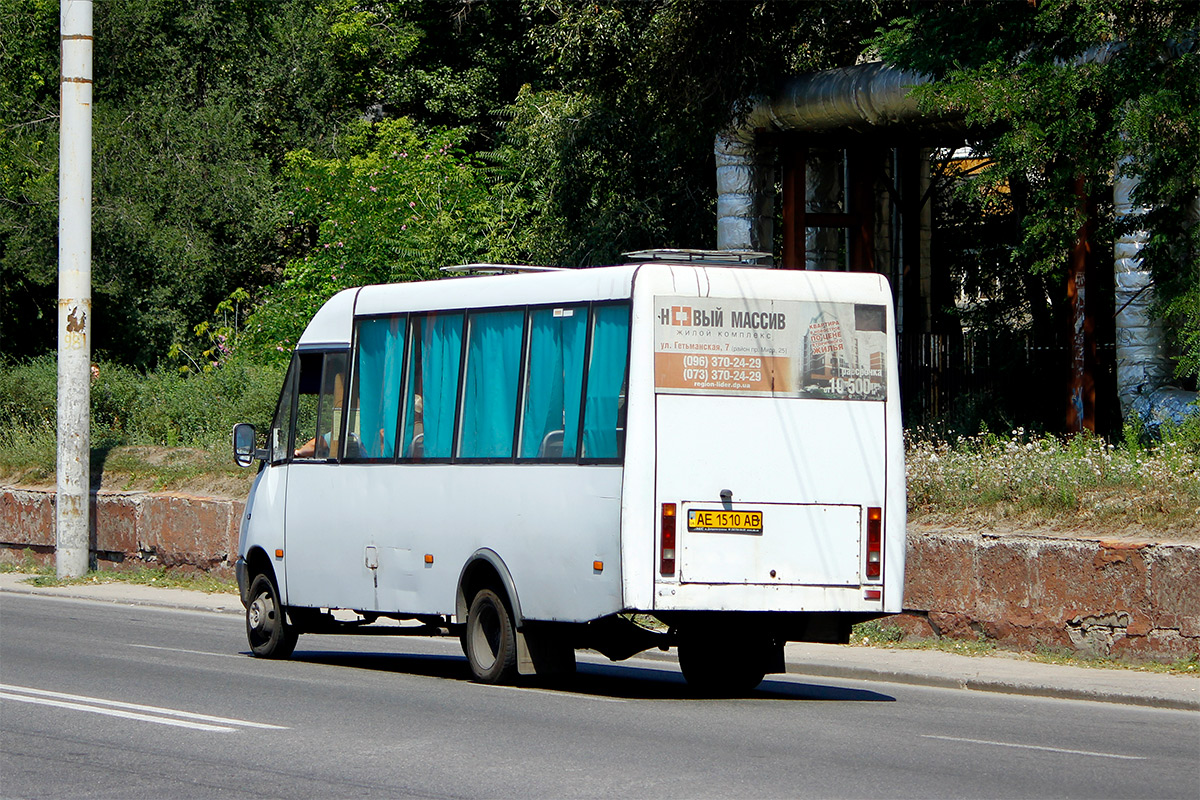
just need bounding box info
[687,509,763,534]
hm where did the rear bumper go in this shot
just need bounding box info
[651,581,898,615]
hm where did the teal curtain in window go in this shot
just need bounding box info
[403,313,463,458]
[521,307,586,458]
[354,316,404,459]
[460,309,524,458]
[582,304,630,458]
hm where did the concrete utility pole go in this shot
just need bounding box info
[56,0,93,578]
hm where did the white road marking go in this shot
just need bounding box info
[1,693,235,732]
[129,643,244,659]
[921,734,1146,761]
[470,683,626,703]
[0,684,288,731]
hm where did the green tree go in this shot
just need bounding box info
[873,0,1200,381]
[492,0,903,265]
[0,0,423,366]
[0,0,61,359]
[245,118,507,355]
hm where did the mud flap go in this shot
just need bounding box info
[516,629,577,677]
[766,639,786,675]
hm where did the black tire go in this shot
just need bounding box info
[677,631,767,696]
[464,588,518,684]
[246,572,298,659]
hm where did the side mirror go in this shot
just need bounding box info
[232,423,261,468]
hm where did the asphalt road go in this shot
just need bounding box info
[2,593,1197,799]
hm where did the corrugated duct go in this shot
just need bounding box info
[715,63,936,253]
[1114,167,1200,427]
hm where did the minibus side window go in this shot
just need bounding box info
[269,357,298,463]
[294,351,348,462]
[348,315,405,460]
[402,312,464,459]
[519,306,586,459]
[581,304,630,459]
[459,309,525,459]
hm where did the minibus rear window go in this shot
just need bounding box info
[581,304,630,459]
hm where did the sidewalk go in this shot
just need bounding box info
[3,572,1196,711]
[0,572,243,615]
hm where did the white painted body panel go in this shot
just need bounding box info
[679,502,862,586]
[241,463,290,597]
[243,261,906,624]
[298,288,357,347]
[624,265,906,614]
[284,464,623,621]
[654,395,885,597]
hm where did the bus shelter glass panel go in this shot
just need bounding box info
[402,312,464,459]
[459,309,525,458]
[348,315,405,460]
[519,306,586,459]
[581,304,630,459]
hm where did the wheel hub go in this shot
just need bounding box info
[249,596,271,631]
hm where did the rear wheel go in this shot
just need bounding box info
[677,630,768,695]
[464,589,518,684]
[246,573,298,659]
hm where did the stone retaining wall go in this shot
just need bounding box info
[2,487,1197,660]
[889,527,1199,661]
[0,487,243,577]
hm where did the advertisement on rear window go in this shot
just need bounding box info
[653,296,887,400]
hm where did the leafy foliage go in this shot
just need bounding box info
[873,0,1200,381]
[0,0,424,367]
[0,353,283,451]
[3,0,1195,402]
[492,0,902,265]
[245,118,506,354]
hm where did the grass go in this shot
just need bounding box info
[0,550,53,575]
[849,620,1200,676]
[0,354,281,493]
[905,422,1200,535]
[1,556,237,594]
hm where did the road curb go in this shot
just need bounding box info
[774,661,1200,713]
[0,581,243,616]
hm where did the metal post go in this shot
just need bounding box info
[57,0,93,578]
[1066,176,1096,434]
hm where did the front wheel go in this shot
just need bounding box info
[246,573,298,659]
[464,589,518,684]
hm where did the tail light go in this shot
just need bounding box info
[865,506,882,579]
[660,503,676,575]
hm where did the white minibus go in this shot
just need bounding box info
[232,251,905,692]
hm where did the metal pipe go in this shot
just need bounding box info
[1113,164,1199,428]
[716,63,939,253]
[57,0,93,578]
